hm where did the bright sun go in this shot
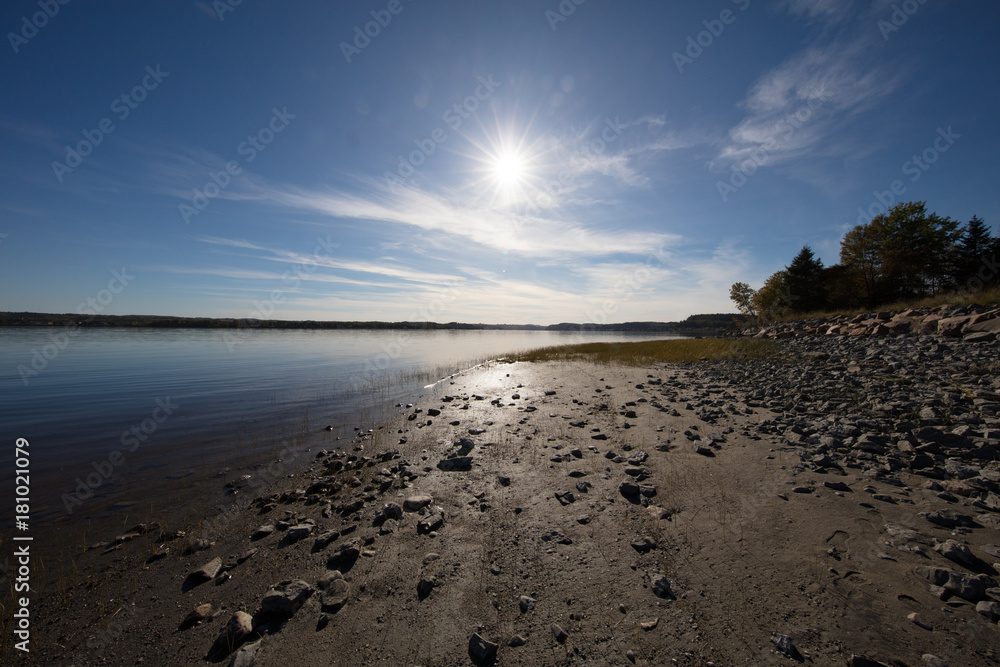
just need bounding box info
[493,152,524,187]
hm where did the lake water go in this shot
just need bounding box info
[0,327,686,547]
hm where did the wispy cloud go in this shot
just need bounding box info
[714,31,904,169]
[195,236,466,286]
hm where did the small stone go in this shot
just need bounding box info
[228,638,261,667]
[260,579,314,617]
[509,634,527,647]
[209,612,253,660]
[251,525,275,540]
[771,634,798,658]
[631,537,654,553]
[180,603,213,629]
[319,571,349,610]
[189,557,223,583]
[417,508,445,534]
[551,623,567,643]
[649,572,674,599]
[640,617,659,631]
[403,495,433,511]
[519,595,537,613]
[326,542,361,571]
[468,633,498,664]
[977,600,1000,620]
[313,530,340,551]
[921,655,949,667]
[908,612,933,630]
[555,492,575,505]
[619,481,640,497]
[286,524,314,543]
[437,456,473,471]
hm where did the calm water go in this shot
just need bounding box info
[0,327,685,544]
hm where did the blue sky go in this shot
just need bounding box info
[1,0,998,324]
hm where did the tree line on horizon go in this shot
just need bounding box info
[0,312,741,332]
[730,201,999,324]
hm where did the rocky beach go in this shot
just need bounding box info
[17,306,1000,666]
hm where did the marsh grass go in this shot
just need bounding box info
[507,338,781,365]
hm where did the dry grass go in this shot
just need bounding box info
[506,338,781,365]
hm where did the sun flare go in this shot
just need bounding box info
[493,152,524,187]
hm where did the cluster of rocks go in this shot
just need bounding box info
[735,303,1000,342]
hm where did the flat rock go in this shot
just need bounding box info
[437,456,473,471]
[976,600,1000,620]
[417,507,445,534]
[404,495,433,511]
[319,571,350,610]
[326,541,361,571]
[286,524,314,543]
[914,565,994,601]
[313,530,340,551]
[934,539,976,567]
[228,638,262,667]
[189,557,223,583]
[180,603,213,629]
[209,612,253,660]
[920,509,975,528]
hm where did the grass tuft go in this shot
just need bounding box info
[506,338,781,365]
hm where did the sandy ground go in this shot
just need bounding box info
[14,358,1000,666]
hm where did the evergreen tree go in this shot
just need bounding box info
[784,246,826,313]
[955,215,995,288]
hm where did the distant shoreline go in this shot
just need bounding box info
[0,311,743,334]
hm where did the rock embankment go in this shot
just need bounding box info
[735,303,1000,342]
